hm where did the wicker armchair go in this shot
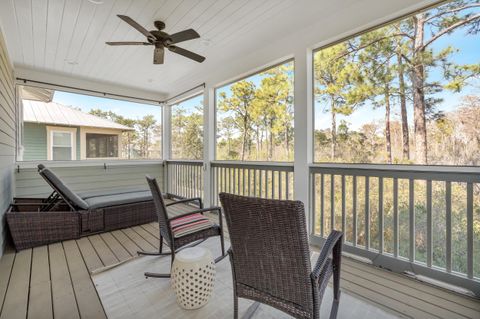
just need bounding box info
[219,193,343,319]
[140,176,226,278]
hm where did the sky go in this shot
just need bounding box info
[53,90,162,123]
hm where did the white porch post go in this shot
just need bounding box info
[162,103,171,192]
[203,85,215,206]
[293,48,314,233]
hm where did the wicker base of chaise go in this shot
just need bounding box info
[6,198,157,251]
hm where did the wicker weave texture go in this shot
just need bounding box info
[219,193,343,319]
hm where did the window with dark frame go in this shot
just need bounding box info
[86,133,119,158]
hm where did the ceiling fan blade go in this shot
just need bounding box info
[117,15,156,41]
[154,47,164,64]
[169,29,200,44]
[106,41,151,45]
[168,46,205,63]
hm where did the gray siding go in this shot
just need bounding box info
[22,123,81,161]
[15,162,164,198]
[23,122,47,160]
[0,26,15,257]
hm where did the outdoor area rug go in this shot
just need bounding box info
[91,238,401,319]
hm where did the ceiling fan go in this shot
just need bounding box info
[106,15,205,64]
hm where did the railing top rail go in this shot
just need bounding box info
[211,160,294,171]
[16,159,163,170]
[165,159,204,165]
[310,163,480,183]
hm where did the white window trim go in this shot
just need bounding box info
[46,126,77,161]
[80,127,123,160]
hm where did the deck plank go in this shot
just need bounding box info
[131,226,159,248]
[0,249,31,319]
[341,276,437,319]
[342,257,480,313]
[49,243,80,319]
[122,228,157,252]
[110,230,143,256]
[99,232,132,263]
[76,237,103,272]
[0,248,15,314]
[28,246,53,319]
[63,241,106,319]
[88,235,118,267]
[341,268,465,319]
[140,223,160,239]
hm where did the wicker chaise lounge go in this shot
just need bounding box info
[7,165,199,250]
[37,165,157,231]
[219,193,343,319]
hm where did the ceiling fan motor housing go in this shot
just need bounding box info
[154,20,166,30]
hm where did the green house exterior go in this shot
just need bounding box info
[23,123,81,161]
[21,99,133,161]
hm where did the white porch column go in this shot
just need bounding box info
[203,85,215,206]
[162,103,171,191]
[293,48,314,232]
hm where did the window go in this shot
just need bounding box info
[313,0,480,166]
[47,126,76,161]
[170,94,204,160]
[18,85,162,161]
[86,134,118,158]
[215,60,294,161]
[51,131,73,160]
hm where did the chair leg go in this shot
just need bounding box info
[138,235,170,256]
[329,290,341,319]
[241,301,260,319]
[144,250,175,279]
[233,294,239,319]
[214,233,227,263]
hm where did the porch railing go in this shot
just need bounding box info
[309,163,480,295]
[211,161,294,205]
[165,160,204,200]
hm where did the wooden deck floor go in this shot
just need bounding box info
[0,220,478,319]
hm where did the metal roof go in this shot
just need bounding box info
[23,100,134,131]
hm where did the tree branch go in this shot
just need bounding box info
[424,3,480,23]
[422,13,480,49]
[335,33,410,60]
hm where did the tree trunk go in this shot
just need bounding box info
[330,99,337,160]
[385,85,392,164]
[285,123,289,160]
[397,52,410,160]
[255,127,260,161]
[269,122,274,161]
[413,14,428,164]
[241,119,247,161]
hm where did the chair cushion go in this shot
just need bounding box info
[78,187,149,199]
[40,168,89,210]
[84,191,153,209]
[170,213,213,238]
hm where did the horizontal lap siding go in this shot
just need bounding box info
[0,25,15,257]
[15,163,164,197]
[23,123,47,160]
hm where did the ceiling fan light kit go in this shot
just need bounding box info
[106,15,205,65]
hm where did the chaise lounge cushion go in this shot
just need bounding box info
[40,168,89,210]
[84,191,153,209]
[78,187,150,199]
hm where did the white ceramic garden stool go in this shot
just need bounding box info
[171,246,216,309]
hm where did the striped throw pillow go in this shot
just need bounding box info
[171,213,213,238]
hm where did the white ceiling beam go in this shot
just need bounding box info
[15,66,167,104]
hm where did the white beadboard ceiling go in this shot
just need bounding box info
[0,0,436,98]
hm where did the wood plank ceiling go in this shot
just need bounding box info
[0,0,428,96]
